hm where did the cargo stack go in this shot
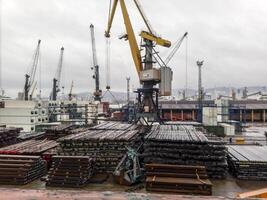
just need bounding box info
[227,145,267,180]
[145,164,212,195]
[0,127,21,147]
[58,122,142,172]
[143,125,227,179]
[0,139,58,155]
[46,156,94,187]
[45,124,76,139]
[0,155,46,185]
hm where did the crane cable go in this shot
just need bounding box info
[105,0,112,90]
[185,36,188,98]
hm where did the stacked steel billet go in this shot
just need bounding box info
[227,145,267,180]
[46,156,94,187]
[90,122,138,130]
[145,164,212,195]
[0,127,21,147]
[143,125,227,179]
[0,139,58,155]
[0,155,46,185]
[45,124,76,139]
[58,122,141,172]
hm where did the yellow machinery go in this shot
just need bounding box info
[237,187,267,198]
[105,0,171,124]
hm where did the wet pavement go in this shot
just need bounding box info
[0,173,266,199]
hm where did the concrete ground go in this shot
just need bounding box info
[0,173,266,199]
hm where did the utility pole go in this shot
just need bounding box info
[197,60,204,122]
[0,0,3,97]
[126,77,130,105]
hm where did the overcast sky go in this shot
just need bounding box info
[0,0,267,98]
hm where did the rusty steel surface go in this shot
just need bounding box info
[45,124,77,140]
[0,155,46,185]
[58,122,142,172]
[0,139,58,155]
[46,156,94,188]
[0,189,232,200]
[144,125,228,179]
[145,163,212,195]
[227,145,267,180]
[0,127,21,147]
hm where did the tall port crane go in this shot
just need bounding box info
[90,24,102,102]
[105,0,171,123]
[24,40,41,101]
[68,80,74,101]
[51,47,64,101]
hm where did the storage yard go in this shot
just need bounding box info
[1,0,267,199]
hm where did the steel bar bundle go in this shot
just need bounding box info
[46,156,94,188]
[145,164,212,195]
[0,139,58,155]
[0,127,21,147]
[90,122,138,131]
[143,125,227,179]
[58,122,142,172]
[227,145,267,180]
[45,124,76,139]
[0,155,46,185]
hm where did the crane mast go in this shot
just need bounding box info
[90,24,102,102]
[52,47,64,101]
[24,39,41,101]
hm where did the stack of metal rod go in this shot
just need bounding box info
[0,139,58,155]
[58,122,141,172]
[145,164,212,195]
[143,125,227,179]
[46,156,94,187]
[0,127,21,147]
[227,145,267,180]
[0,155,46,185]
[45,124,76,139]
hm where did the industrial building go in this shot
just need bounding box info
[160,99,267,123]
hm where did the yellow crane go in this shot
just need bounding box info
[105,0,171,77]
[105,0,171,123]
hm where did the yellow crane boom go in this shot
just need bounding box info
[105,0,142,76]
[105,0,171,77]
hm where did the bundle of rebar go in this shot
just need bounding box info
[0,127,21,147]
[45,124,76,140]
[143,125,227,179]
[227,145,267,180]
[46,156,94,188]
[58,122,141,172]
[0,139,58,155]
[145,163,212,195]
[0,155,46,185]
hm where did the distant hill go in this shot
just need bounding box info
[70,86,267,102]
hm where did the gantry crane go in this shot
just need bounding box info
[51,47,64,101]
[105,0,171,123]
[24,40,41,101]
[90,24,102,102]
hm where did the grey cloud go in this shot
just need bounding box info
[1,0,267,98]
